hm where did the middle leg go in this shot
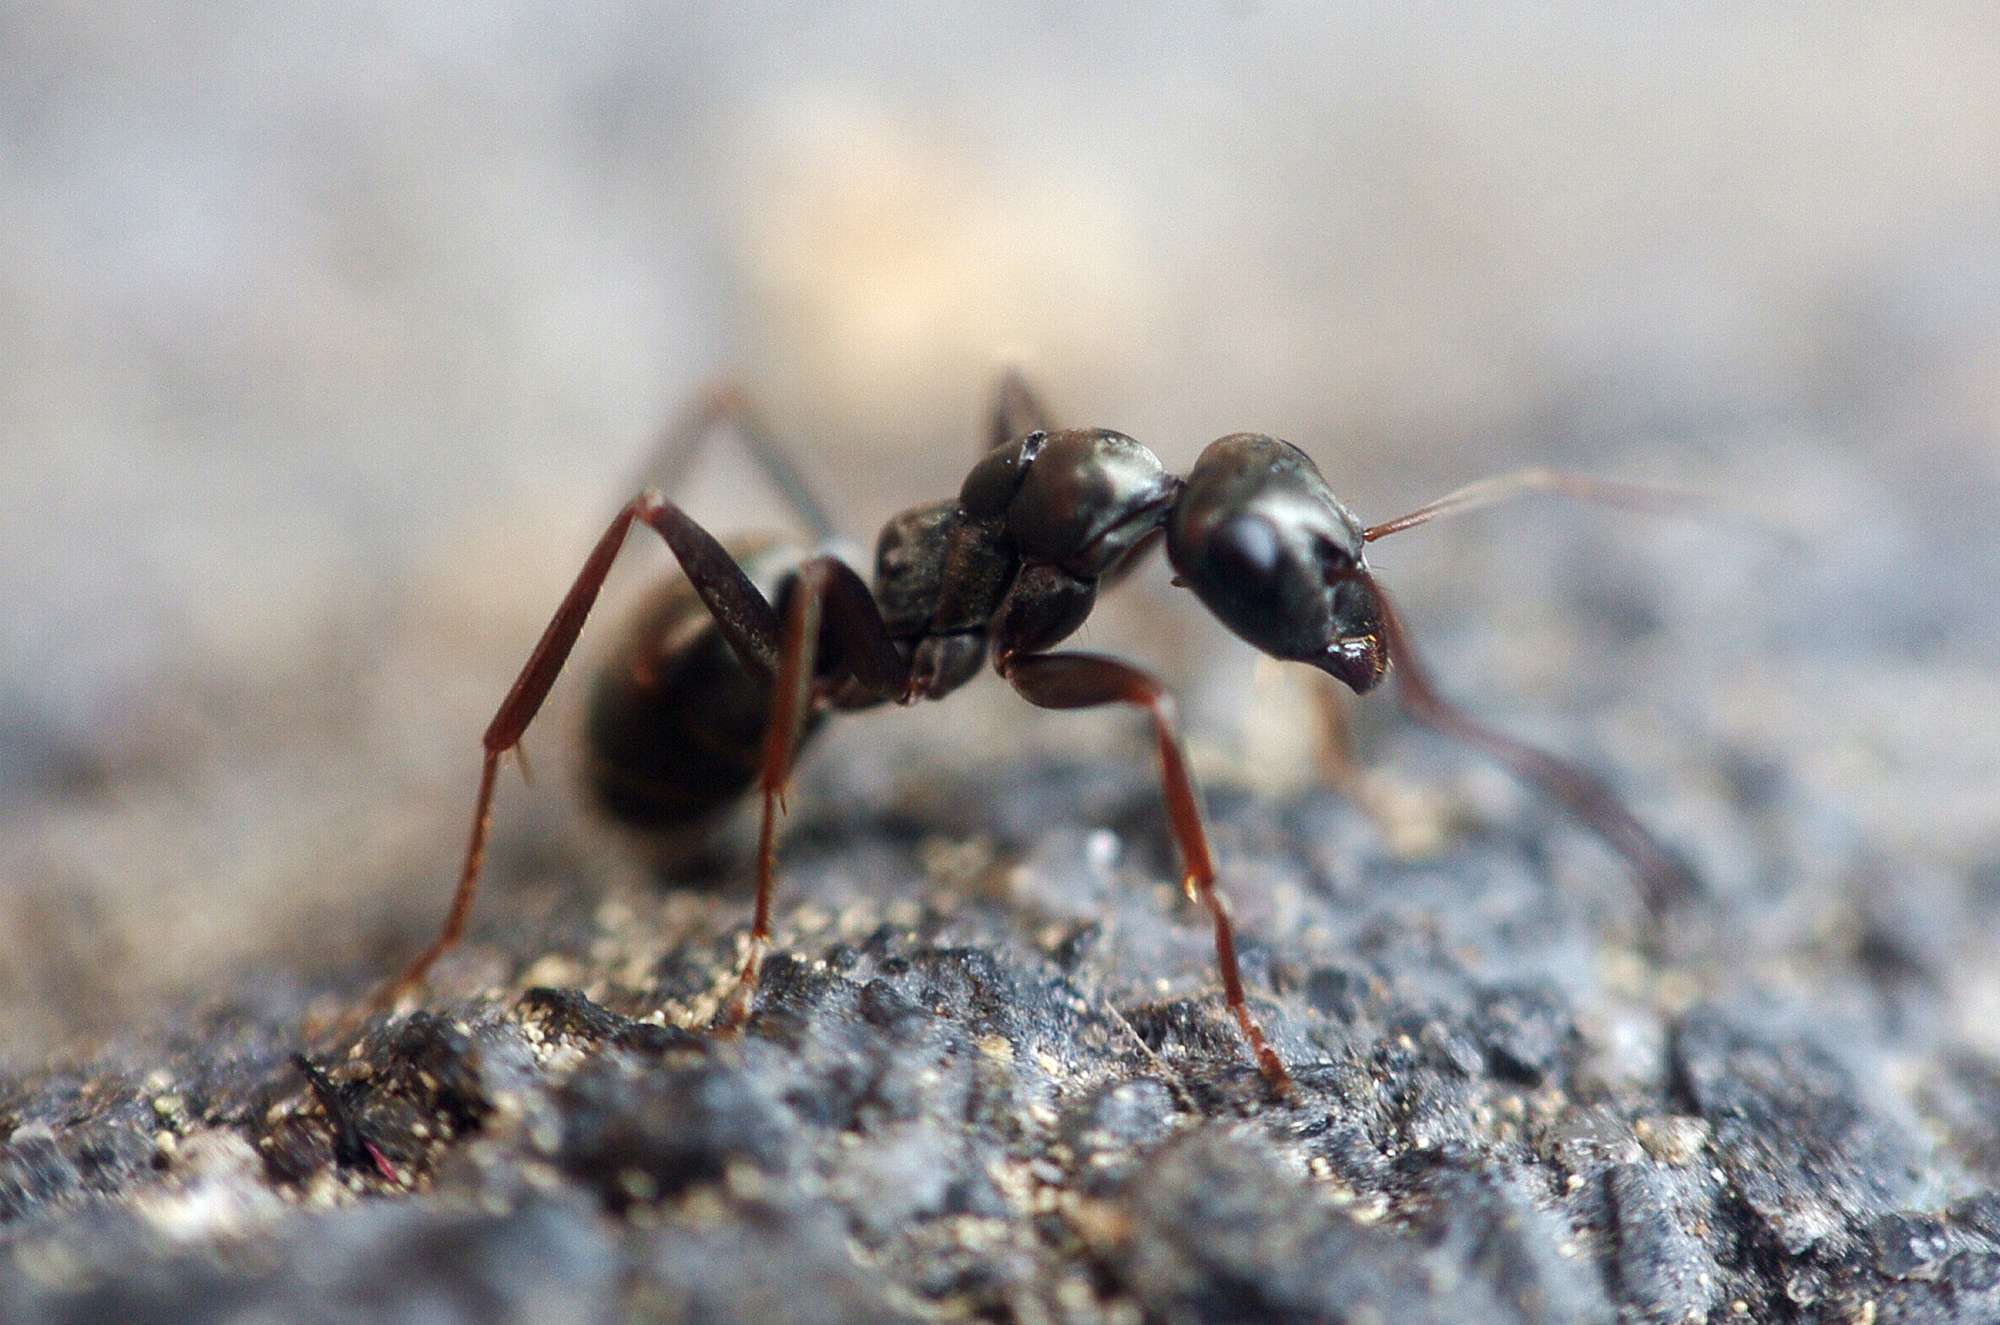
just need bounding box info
[715,554,911,1031]
[631,381,839,542]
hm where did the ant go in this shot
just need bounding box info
[375,371,1696,1093]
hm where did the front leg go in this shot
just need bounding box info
[1303,668,1454,856]
[999,650,1292,1094]
[1366,577,1699,916]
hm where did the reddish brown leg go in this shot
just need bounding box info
[716,556,910,1032]
[1366,575,1698,915]
[1000,651,1293,1094]
[713,565,819,1033]
[1302,670,1453,855]
[633,381,837,541]
[373,491,790,1011]
[1309,672,1369,801]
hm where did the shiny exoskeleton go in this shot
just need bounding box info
[378,374,1696,1093]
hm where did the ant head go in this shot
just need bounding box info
[1167,433,1388,693]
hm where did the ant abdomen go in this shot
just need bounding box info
[583,538,827,850]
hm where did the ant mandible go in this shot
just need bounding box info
[376,371,1696,1094]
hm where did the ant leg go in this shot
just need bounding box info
[1363,468,1704,542]
[1366,576,1699,916]
[1309,671,1365,793]
[374,491,790,1010]
[999,651,1293,1094]
[1308,673,1397,825]
[1303,670,1452,855]
[716,556,909,1032]
[634,381,838,541]
[715,561,820,1034]
[986,365,1053,450]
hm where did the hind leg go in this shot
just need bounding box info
[374,492,793,1010]
[633,381,839,541]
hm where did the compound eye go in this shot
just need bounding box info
[1315,530,1359,573]
[1208,514,1284,589]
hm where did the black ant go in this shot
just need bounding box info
[376,371,1696,1093]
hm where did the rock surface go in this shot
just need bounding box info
[7,501,2000,1325]
[7,9,2000,1322]
[10,437,2000,1322]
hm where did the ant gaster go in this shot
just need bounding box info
[377,372,1695,1093]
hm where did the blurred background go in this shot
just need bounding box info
[3,3,1997,1060]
